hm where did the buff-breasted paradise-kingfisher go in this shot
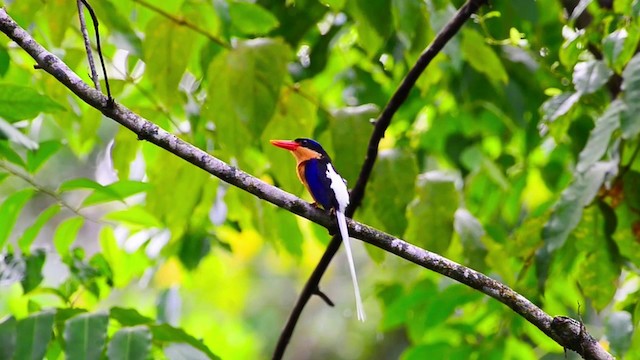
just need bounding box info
[270,138,366,321]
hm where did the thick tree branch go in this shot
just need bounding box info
[273,0,489,358]
[0,8,612,360]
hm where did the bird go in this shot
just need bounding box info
[270,138,366,321]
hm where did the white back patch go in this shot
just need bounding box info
[326,163,349,212]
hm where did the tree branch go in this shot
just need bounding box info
[76,0,100,91]
[273,0,489,358]
[0,8,612,360]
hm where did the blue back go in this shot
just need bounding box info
[304,159,333,209]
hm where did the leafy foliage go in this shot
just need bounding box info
[0,0,639,358]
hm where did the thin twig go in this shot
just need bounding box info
[76,0,100,91]
[0,161,103,224]
[133,0,229,49]
[272,0,489,358]
[0,8,613,360]
[78,0,113,103]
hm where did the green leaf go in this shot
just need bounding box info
[107,326,152,360]
[26,140,62,173]
[63,312,109,360]
[576,99,625,172]
[0,140,26,165]
[603,27,640,73]
[150,323,219,360]
[0,84,65,122]
[606,311,633,356]
[0,188,35,249]
[369,149,418,235]
[330,104,378,183]
[59,178,124,206]
[348,0,392,55]
[53,217,84,258]
[541,92,581,122]
[146,151,210,238]
[621,53,640,138]
[203,38,290,151]
[15,310,55,360]
[0,46,9,77]
[104,206,163,228]
[144,16,196,106]
[0,316,16,360]
[405,172,458,254]
[461,29,508,85]
[229,2,279,35]
[109,307,153,327]
[391,0,422,47]
[572,60,613,94]
[18,204,61,253]
[576,207,620,310]
[83,180,150,206]
[21,249,45,293]
[542,160,617,253]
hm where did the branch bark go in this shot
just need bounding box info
[0,8,613,360]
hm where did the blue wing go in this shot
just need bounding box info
[304,159,333,209]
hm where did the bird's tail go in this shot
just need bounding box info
[336,210,366,322]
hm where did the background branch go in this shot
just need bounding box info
[76,0,100,91]
[0,8,612,360]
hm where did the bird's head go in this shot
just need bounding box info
[270,138,331,163]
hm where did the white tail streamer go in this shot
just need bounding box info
[336,210,366,321]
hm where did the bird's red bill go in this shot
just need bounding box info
[270,139,299,151]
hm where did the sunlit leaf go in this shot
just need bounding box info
[572,60,613,94]
[0,84,65,122]
[603,27,640,73]
[229,2,279,35]
[53,217,84,258]
[82,180,150,206]
[0,188,35,249]
[541,92,581,122]
[15,310,55,360]
[107,326,152,360]
[461,29,508,85]
[63,313,109,360]
[110,307,153,327]
[104,206,163,228]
